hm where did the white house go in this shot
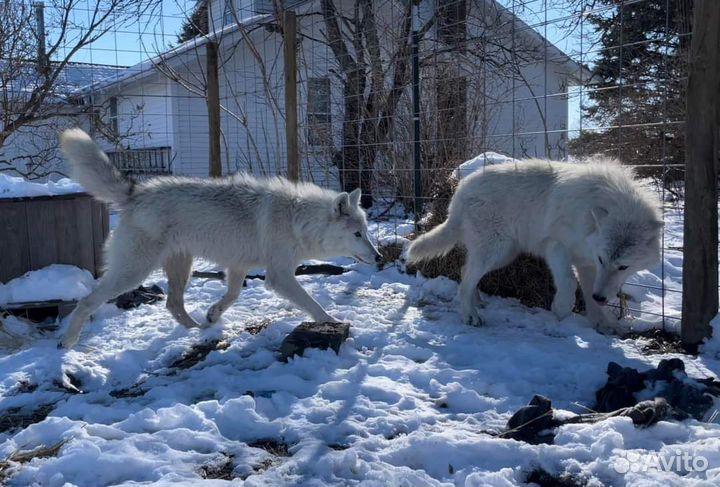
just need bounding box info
[0,62,126,180]
[76,0,586,191]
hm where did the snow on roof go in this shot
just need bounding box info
[1,61,127,103]
[74,13,272,94]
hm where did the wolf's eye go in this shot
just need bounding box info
[618,265,628,271]
[598,256,604,265]
[354,231,362,238]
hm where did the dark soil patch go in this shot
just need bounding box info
[526,468,586,487]
[623,329,691,355]
[109,384,147,399]
[0,440,66,483]
[245,319,271,335]
[198,453,236,480]
[0,403,55,433]
[247,439,290,457]
[167,339,230,371]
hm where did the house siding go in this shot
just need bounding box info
[98,0,577,188]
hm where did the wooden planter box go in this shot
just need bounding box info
[0,192,109,283]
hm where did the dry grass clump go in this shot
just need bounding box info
[387,175,583,311]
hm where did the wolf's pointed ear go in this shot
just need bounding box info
[349,188,362,207]
[590,207,609,229]
[333,192,350,216]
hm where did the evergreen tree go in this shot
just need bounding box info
[570,0,692,182]
[177,0,209,44]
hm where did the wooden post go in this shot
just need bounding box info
[34,2,48,75]
[206,41,222,177]
[681,0,720,346]
[283,10,299,182]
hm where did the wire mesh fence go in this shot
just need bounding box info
[0,0,708,336]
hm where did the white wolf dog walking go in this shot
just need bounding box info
[59,129,381,348]
[406,158,662,331]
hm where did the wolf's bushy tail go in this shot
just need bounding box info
[60,128,133,207]
[406,218,460,263]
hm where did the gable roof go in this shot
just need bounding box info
[2,61,127,103]
[74,12,271,94]
[78,0,588,93]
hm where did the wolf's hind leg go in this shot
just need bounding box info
[164,252,201,328]
[265,267,338,323]
[459,241,515,326]
[544,240,577,320]
[206,267,247,323]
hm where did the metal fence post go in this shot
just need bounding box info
[681,0,720,347]
[412,24,422,225]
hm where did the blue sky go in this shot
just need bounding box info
[58,0,193,66]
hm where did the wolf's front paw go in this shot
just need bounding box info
[594,320,619,335]
[461,307,484,327]
[551,298,573,321]
[206,304,222,324]
[585,310,619,335]
[59,334,79,349]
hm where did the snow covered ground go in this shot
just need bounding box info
[1,215,719,486]
[0,168,718,486]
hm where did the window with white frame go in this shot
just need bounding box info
[109,96,118,135]
[307,77,331,147]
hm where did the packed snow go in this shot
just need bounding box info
[0,174,83,199]
[0,214,718,486]
[0,265,95,306]
[453,152,517,179]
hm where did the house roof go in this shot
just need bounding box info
[78,0,589,93]
[2,61,127,103]
[482,0,590,84]
[74,13,272,94]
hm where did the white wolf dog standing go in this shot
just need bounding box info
[59,129,381,349]
[407,158,662,331]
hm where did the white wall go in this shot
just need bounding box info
[0,108,91,181]
[95,0,575,186]
[93,72,175,152]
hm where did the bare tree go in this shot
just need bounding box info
[0,0,159,179]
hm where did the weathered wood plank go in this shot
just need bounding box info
[1,194,108,282]
[26,200,59,270]
[207,41,222,177]
[90,200,108,277]
[56,197,94,272]
[0,201,30,283]
[681,0,720,346]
